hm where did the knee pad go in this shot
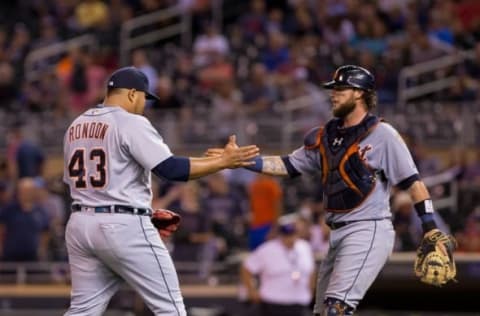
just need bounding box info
[322,297,355,316]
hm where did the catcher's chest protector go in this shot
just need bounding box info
[319,115,380,212]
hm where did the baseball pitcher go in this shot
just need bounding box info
[63,67,259,316]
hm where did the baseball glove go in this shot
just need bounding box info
[151,209,181,238]
[414,229,457,287]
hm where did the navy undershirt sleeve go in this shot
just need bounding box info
[151,156,190,181]
[281,156,301,178]
[396,173,420,190]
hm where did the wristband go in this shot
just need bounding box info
[414,199,437,232]
[244,156,263,173]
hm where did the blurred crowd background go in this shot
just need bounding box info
[1,0,480,288]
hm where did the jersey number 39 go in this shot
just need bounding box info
[68,148,107,189]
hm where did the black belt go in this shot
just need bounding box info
[327,217,391,230]
[71,204,152,216]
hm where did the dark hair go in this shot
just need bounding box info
[363,90,377,110]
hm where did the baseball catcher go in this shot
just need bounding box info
[151,209,181,238]
[414,228,457,287]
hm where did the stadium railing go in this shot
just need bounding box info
[397,48,475,108]
[119,5,192,66]
[24,34,98,83]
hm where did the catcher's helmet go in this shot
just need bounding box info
[323,65,375,91]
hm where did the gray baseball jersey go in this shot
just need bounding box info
[63,105,186,316]
[288,122,418,223]
[63,106,172,208]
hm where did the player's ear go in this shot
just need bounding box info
[127,88,137,103]
[353,89,364,100]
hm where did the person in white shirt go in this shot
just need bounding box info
[241,214,316,316]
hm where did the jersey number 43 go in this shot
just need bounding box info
[68,148,107,189]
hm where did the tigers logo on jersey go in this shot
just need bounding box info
[359,144,372,161]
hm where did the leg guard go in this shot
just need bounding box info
[320,297,355,316]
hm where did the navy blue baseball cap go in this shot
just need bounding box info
[106,67,160,101]
[278,214,298,235]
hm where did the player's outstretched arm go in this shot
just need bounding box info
[152,135,259,181]
[188,135,259,179]
[205,148,290,177]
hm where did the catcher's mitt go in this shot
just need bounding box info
[414,229,457,287]
[151,209,181,238]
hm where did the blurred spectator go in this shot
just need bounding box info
[151,75,183,111]
[0,62,18,110]
[407,24,450,65]
[35,177,67,261]
[193,23,229,67]
[57,47,107,113]
[465,42,480,80]
[289,5,318,37]
[149,75,193,139]
[21,72,64,112]
[261,31,290,72]
[457,149,480,220]
[32,17,61,50]
[349,18,388,56]
[210,79,242,141]
[131,49,158,92]
[456,0,480,32]
[0,181,11,210]
[154,182,216,280]
[322,15,356,48]
[242,63,278,115]
[239,0,267,43]
[172,52,196,95]
[241,214,315,316]
[6,23,31,67]
[248,174,283,250]
[203,172,246,253]
[426,1,455,46]
[451,18,476,50]
[7,124,45,180]
[197,54,234,90]
[456,207,480,252]
[0,27,7,61]
[74,0,109,31]
[265,8,287,34]
[444,72,477,102]
[278,66,330,124]
[0,178,50,261]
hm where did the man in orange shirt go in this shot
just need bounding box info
[248,174,282,249]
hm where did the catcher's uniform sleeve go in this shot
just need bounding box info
[288,146,322,176]
[379,123,418,185]
[121,115,173,170]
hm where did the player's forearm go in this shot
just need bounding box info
[407,180,437,232]
[246,156,290,176]
[188,156,228,179]
[407,180,431,203]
